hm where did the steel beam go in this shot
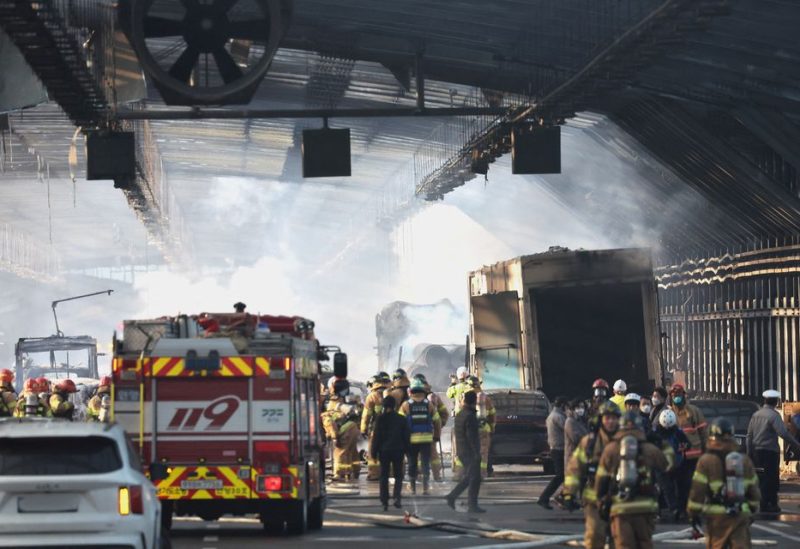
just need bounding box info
[112,105,511,121]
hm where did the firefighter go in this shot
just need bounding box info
[322,378,362,481]
[362,372,392,480]
[0,368,17,417]
[589,378,610,417]
[624,393,651,434]
[14,378,51,417]
[50,379,78,420]
[610,379,627,408]
[86,376,113,422]
[384,369,410,406]
[595,411,668,549]
[670,383,708,521]
[562,401,621,549]
[447,366,470,479]
[465,376,495,478]
[415,373,449,481]
[746,389,800,513]
[688,417,761,549]
[399,378,441,495]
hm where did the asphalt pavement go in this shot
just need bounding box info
[170,465,800,548]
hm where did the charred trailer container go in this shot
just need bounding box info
[468,247,663,398]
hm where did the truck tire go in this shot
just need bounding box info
[286,501,307,535]
[260,512,284,535]
[161,501,173,531]
[307,497,323,530]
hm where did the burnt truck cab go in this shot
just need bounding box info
[111,313,326,534]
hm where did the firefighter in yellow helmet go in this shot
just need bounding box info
[562,401,621,549]
[14,377,52,418]
[0,369,17,417]
[322,378,362,481]
[464,376,495,478]
[447,366,471,479]
[595,411,668,549]
[86,376,112,422]
[50,379,78,420]
[688,417,760,549]
[361,372,391,480]
[414,373,449,481]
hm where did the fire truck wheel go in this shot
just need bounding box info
[286,501,308,535]
[308,497,323,530]
[259,512,284,535]
[161,502,173,531]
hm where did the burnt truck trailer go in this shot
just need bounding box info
[468,247,663,398]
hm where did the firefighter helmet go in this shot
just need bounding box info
[624,392,641,404]
[456,366,468,380]
[332,378,350,397]
[708,417,735,440]
[467,375,481,388]
[392,369,407,380]
[592,378,610,389]
[376,371,391,383]
[619,410,644,431]
[613,379,627,393]
[56,379,78,393]
[409,378,426,394]
[99,375,112,387]
[23,378,37,392]
[598,401,621,417]
[36,377,50,392]
[658,408,678,429]
[0,368,13,383]
[413,373,427,382]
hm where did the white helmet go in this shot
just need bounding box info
[456,366,468,380]
[613,379,627,393]
[762,389,781,399]
[659,409,677,429]
[624,392,641,403]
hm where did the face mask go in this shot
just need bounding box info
[641,404,652,414]
[575,408,585,417]
[652,396,663,406]
[673,395,684,406]
[593,388,607,398]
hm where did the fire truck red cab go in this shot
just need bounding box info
[111,312,326,534]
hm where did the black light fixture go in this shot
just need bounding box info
[302,119,351,178]
[511,125,561,174]
[86,131,136,185]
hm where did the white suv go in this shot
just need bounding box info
[0,418,164,548]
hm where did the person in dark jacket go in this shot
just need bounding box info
[370,395,410,510]
[445,390,485,513]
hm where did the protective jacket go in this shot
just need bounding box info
[49,391,75,420]
[384,377,410,406]
[399,395,441,445]
[564,427,615,505]
[429,391,449,427]
[688,438,760,517]
[361,388,386,434]
[0,388,16,417]
[86,392,110,422]
[671,403,707,459]
[446,380,470,414]
[610,394,626,409]
[746,405,800,454]
[474,390,496,433]
[595,429,668,516]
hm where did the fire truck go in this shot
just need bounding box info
[111,312,327,534]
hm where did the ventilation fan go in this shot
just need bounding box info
[126,0,290,105]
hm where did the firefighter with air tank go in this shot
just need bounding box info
[14,377,51,418]
[688,417,761,549]
[0,369,17,417]
[322,376,363,481]
[413,373,449,481]
[362,371,392,480]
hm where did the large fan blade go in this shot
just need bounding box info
[214,0,241,13]
[144,16,184,38]
[169,46,200,83]
[227,19,270,41]
[213,47,243,84]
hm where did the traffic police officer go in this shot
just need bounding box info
[688,417,761,549]
[746,389,800,513]
[595,411,668,549]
